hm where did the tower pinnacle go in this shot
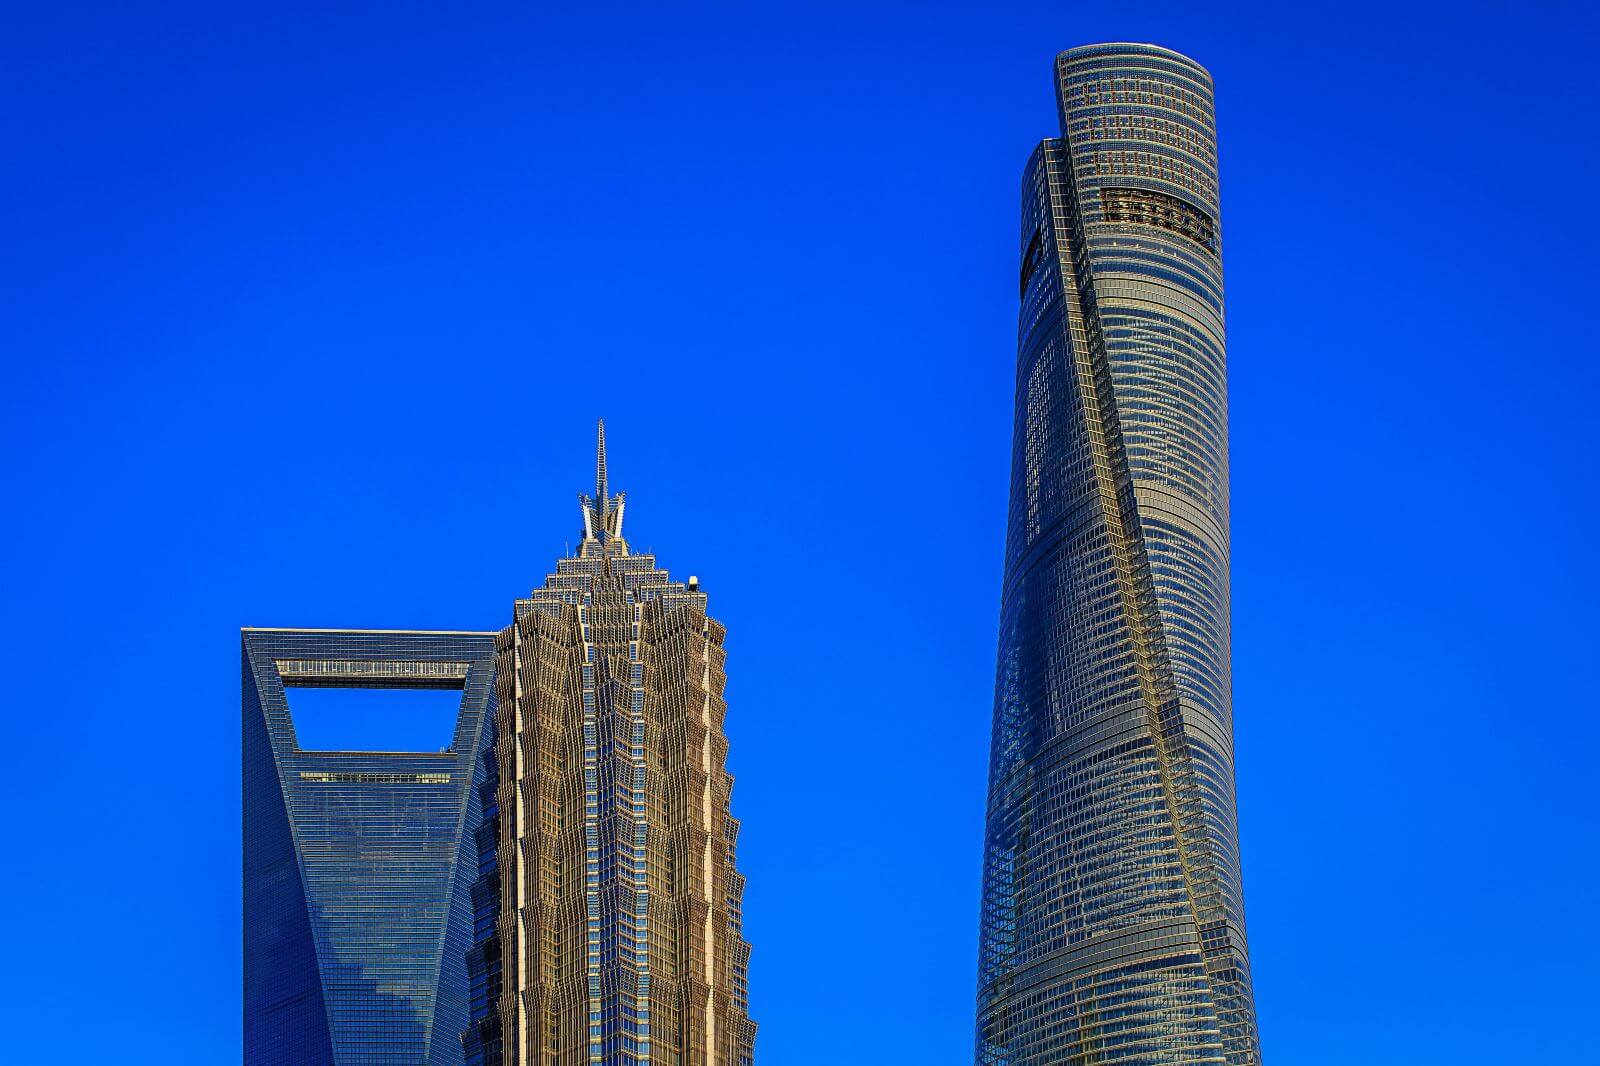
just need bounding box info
[596,419,609,522]
[580,419,626,550]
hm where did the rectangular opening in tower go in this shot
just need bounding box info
[284,686,463,753]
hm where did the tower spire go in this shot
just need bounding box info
[579,420,626,551]
[596,419,609,524]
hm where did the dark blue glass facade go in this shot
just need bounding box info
[463,723,503,1066]
[243,629,501,1066]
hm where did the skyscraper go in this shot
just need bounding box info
[495,423,757,1066]
[244,425,754,1066]
[242,628,503,1065]
[976,44,1261,1064]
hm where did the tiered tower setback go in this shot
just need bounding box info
[497,423,757,1066]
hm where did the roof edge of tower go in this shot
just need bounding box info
[241,626,499,636]
[1055,41,1211,76]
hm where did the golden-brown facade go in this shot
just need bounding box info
[496,423,755,1066]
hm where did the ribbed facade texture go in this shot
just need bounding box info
[976,44,1261,1065]
[242,629,502,1065]
[496,424,756,1066]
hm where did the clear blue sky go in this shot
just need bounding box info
[2,2,1597,1062]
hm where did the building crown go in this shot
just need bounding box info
[579,419,626,551]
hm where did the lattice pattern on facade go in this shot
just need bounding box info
[498,424,756,1066]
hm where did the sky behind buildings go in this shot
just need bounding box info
[2,2,1597,1062]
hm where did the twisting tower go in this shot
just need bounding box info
[977,44,1262,1065]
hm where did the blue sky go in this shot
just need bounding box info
[2,2,1597,1062]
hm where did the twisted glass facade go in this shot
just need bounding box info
[496,424,756,1066]
[977,44,1261,1064]
[242,629,502,1065]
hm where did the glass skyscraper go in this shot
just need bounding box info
[242,628,503,1065]
[976,44,1262,1064]
[495,423,757,1066]
[244,425,755,1065]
